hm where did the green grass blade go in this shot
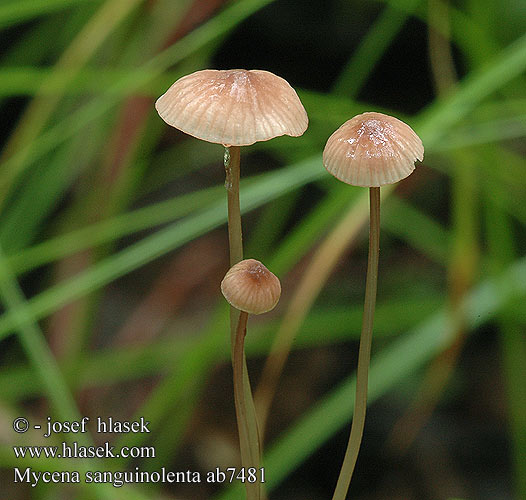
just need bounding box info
[0,245,81,423]
[332,0,421,97]
[500,315,526,499]
[382,195,450,264]
[0,129,107,253]
[0,294,442,401]
[0,0,145,207]
[7,184,224,275]
[0,0,277,203]
[439,115,526,150]
[268,183,357,274]
[0,0,98,29]
[417,31,526,141]
[484,177,526,499]
[0,156,325,340]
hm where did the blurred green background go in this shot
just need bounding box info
[0,0,525,499]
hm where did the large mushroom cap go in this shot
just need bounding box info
[221,259,281,315]
[155,69,308,147]
[323,112,424,187]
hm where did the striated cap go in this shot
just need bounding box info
[155,69,308,147]
[322,112,424,187]
[221,259,281,315]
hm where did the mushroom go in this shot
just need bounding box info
[323,111,423,187]
[155,68,308,267]
[156,70,305,500]
[221,258,281,315]
[221,259,281,499]
[322,112,423,500]
[156,69,308,148]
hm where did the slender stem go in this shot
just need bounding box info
[224,145,261,499]
[225,145,243,350]
[233,312,249,435]
[332,186,380,500]
[233,311,259,499]
[225,146,243,268]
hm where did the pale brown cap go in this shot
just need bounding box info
[155,69,308,147]
[221,259,281,315]
[322,112,424,187]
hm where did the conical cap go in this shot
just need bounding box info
[156,69,308,147]
[323,112,424,187]
[221,259,281,315]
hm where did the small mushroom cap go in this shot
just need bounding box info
[221,259,281,315]
[322,112,424,187]
[155,69,308,147]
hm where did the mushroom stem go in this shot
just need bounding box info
[233,311,260,500]
[332,186,380,500]
[225,145,244,348]
[224,145,243,267]
[224,146,261,499]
